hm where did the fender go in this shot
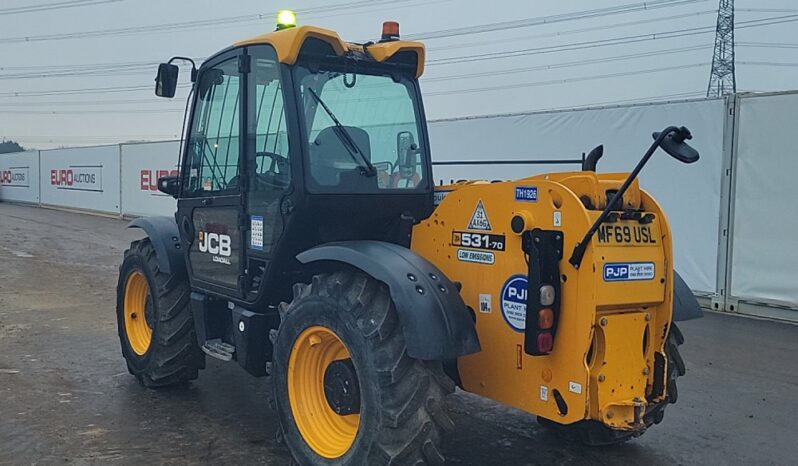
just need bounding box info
[297,240,481,361]
[673,270,703,321]
[128,216,186,277]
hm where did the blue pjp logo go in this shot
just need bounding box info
[604,264,629,281]
[500,275,528,332]
[603,262,656,282]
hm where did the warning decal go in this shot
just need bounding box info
[467,199,492,231]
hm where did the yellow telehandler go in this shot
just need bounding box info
[116,11,702,464]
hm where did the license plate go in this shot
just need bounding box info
[597,221,660,246]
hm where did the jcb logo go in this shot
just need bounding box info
[198,231,232,257]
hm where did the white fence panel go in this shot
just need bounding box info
[40,145,121,215]
[428,98,726,295]
[730,92,798,313]
[121,141,180,217]
[0,150,40,204]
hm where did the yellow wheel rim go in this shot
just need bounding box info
[288,325,360,459]
[123,270,152,356]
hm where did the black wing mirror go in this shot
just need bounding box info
[157,175,180,198]
[155,57,198,98]
[155,63,179,98]
[653,126,700,164]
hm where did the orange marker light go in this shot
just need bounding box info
[381,21,400,41]
[538,308,554,330]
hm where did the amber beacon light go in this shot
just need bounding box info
[381,21,400,41]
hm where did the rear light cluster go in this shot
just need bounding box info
[535,285,556,353]
[521,229,564,356]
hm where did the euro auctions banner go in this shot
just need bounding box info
[49,165,103,192]
[40,145,120,214]
[1,167,29,187]
[0,151,40,203]
[120,141,180,217]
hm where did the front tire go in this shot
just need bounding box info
[271,270,455,465]
[116,238,204,387]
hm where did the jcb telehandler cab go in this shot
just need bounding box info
[116,12,702,464]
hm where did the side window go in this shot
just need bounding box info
[184,58,241,194]
[249,47,290,192]
[246,46,290,256]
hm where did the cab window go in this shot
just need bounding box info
[184,58,241,194]
[295,63,427,193]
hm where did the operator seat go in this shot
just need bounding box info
[310,126,371,186]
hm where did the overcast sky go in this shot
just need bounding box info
[1,0,797,149]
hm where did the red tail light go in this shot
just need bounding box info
[537,332,554,353]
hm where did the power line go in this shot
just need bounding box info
[0,59,161,72]
[0,83,190,98]
[502,91,708,115]
[2,108,184,115]
[0,11,716,82]
[405,0,709,40]
[429,9,718,53]
[1,0,704,45]
[738,41,798,49]
[12,134,177,141]
[2,13,796,101]
[428,13,798,66]
[424,63,708,97]
[0,0,417,44]
[0,0,121,16]
[738,61,798,67]
[1,45,712,106]
[0,98,180,107]
[0,9,714,81]
[424,45,711,82]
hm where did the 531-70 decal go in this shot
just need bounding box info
[452,231,506,251]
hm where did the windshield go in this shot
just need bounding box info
[295,62,428,193]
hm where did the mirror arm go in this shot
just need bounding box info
[568,126,679,269]
[168,56,198,82]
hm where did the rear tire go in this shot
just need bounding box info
[666,322,686,404]
[116,238,204,387]
[271,270,455,465]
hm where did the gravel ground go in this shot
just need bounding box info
[1,202,796,465]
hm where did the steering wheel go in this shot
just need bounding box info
[254,151,290,189]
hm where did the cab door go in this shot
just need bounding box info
[242,45,294,299]
[177,49,247,295]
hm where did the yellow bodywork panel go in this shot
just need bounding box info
[365,41,425,77]
[236,25,348,65]
[411,173,674,428]
[235,25,425,77]
[590,311,649,429]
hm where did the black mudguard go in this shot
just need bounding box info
[128,216,186,277]
[297,240,481,361]
[673,270,703,321]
